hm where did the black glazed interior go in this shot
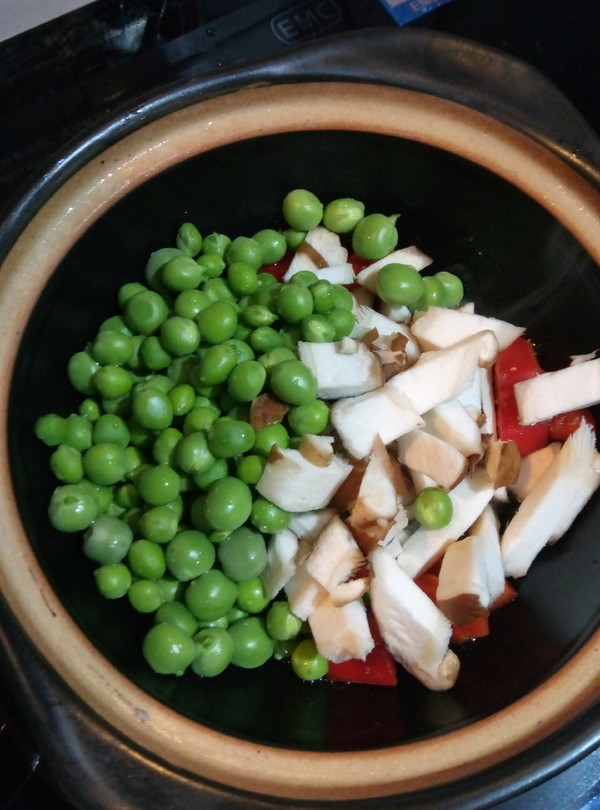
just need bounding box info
[9,129,600,752]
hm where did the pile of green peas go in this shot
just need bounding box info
[34,189,464,682]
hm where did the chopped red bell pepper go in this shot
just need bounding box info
[261,252,292,281]
[549,408,597,442]
[327,613,397,686]
[348,252,370,275]
[451,615,490,644]
[493,337,550,456]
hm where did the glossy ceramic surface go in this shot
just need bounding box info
[1,61,600,801]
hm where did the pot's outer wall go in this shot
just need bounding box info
[2,27,600,810]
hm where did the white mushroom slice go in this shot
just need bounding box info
[351,306,421,361]
[330,577,369,607]
[261,529,299,599]
[397,467,495,579]
[385,331,499,416]
[285,566,327,621]
[422,399,483,459]
[297,340,383,399]
[509,442,561,502]
[331,387,424,459]
[483,440,521,489]
[408,470,438,495]
[436,536,492,624]
[287,507,336,543]
[256,443,352,511]
[514,356,600,424]
[351,436,407,524]
[284,226,348,278]
[351,285,375,309]
[379,301,413,324]
[305,516,364,593]
[356,245,433,292]
[308,594,374,663]
[398,428,468,490]
[310,263,355,285]
[501,422,600,578]
[379,510,412,555]
[411,306,525,352]
[369,547,459,690]
[479,368,497,437]
[469,505,506,604]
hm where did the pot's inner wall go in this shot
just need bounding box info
[9,130,600,751]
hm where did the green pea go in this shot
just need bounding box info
[128,538,166,580]
[289,269,318,287]
[375,262,424,307]
[125,290,169,335]
[202,232,231,258]
[328,308,356,340]
[416,275,447,311]
[252,228,287,265]
[165,529,215,581]
[208,418,255,458]
[50,444,84,484]
[94,563,132,599]
[138,504,179,544]
[283,228,307,251]
[300,313,336,343]
[176,431,215,475]
[185,569,238,622]
[114,482,141,509]
[142,622,195,674]
[287,399,329,435]
[227,261,258,297]
[269,359,317,405]
[100,314,134,335]
[132,387,173,431]
[155,601,198,637]
[250,497,291,534]
[35,413,67,446]
[236,577,270,614]
[191,627,234,677]
[48,483,98,532]
[282,189,323,231]
[228,616,274,669]
[322,197,365,233]
[197,343,237,386]
[227,360,267,403]
[173,289,211,319]
[241,304,278,328]
[140,334,172,372]
[257,346,296,372]
[145,247,184,290]
[197,301,238,344]
[176,222,202,257]
[68,350,100,394]
[79,399,101,422]
[91,330,134,366]
[266,601,303,641]
[63,414,93,451]
[160,316,201,357]
[252,422,289,457]
[182,405,219,435]
[248,326,282,353]
[235,454,266,485]
[83,442,127,486]
[352,212,399,260]
[83,514,133,564]
[118,281,148,309]
[277,284,313,323]
[217,526,268,582]
[330,283,354,310]
[291,638,328,680]
[93,413,130,447]
[168,383,195,417]
[435,268,465,308]
[203,477,253,532]
[413,486,453,529]
[197,253,226,279]
[137,464,180,506]
[310,279,336,315]
[226,236,263,271]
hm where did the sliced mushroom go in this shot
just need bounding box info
[297,339,383,399]
[283,226,348,278]
[369,546,459,690]
[261,528,299,599]
[305,515,365,593]
[330,577,370,607]
[422,399,483,459]
[285,565,327,621]
[249,392,289,429]
[501,422,600,577]
[397,466,495,579]
[256,442,352,511]
[330,386,424,459]
[385,331,499,416]
[436,535,493,624]
[308,594,374,663]
[287,507,337,543]
[483,439,521,489]
[508,442,561,502]
[469,504,505,604]
[514,356,600,425]
[398,428,468,490]
[411,306,525,352]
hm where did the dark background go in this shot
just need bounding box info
[1,1,600,808]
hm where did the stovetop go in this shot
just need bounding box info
[1,1,600,808]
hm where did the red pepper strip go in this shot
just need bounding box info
[549,408,597,442]
[261,252,292,281]
[493,337,550,456]
[490,580,518,610]
[348,252,370,274]
[451,615,490,644]
[327,613,397,686]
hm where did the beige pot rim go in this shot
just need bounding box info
[1,80,600,802]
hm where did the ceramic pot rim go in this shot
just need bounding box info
[1,80,600,801]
